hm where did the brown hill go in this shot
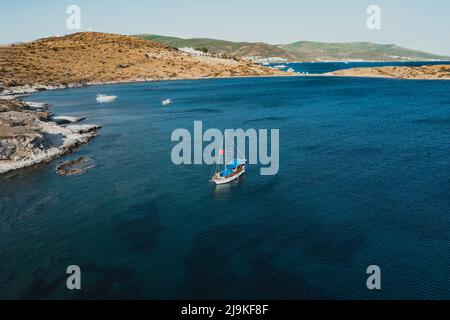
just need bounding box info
[329,64,450,79]
[0,32,287,88]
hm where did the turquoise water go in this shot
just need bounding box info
[272,61,450,74]
[1,76,450,299]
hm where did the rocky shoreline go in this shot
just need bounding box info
[0,85,101,175]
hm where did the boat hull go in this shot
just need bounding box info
[213,169,245,185]
[96,95,117,103]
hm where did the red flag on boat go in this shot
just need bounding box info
[219,149,225,155]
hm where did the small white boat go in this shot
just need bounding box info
[162,99,173,106]
[211,159,246,185]
[96,94,117,103]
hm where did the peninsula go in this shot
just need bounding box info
[327,64,450,80]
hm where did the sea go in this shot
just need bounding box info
[1,62,450,299]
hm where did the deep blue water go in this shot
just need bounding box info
[1,76,450,299]
[270,61,450,74]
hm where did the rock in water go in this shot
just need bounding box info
[55,156,95,176]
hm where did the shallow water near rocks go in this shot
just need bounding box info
[1,76,450,299]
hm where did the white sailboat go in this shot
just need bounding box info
[210,143,247,185]
[211,158,247,185]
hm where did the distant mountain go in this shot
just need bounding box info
[278,41,450,62]
[135,34,297,60]
[135,34,450,62]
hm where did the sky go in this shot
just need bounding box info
[1,0,450,55]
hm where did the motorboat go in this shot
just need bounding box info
[96,94,117,103]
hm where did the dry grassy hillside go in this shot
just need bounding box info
[0,32,287,88]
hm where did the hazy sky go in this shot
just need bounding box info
[1,0,449,55]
